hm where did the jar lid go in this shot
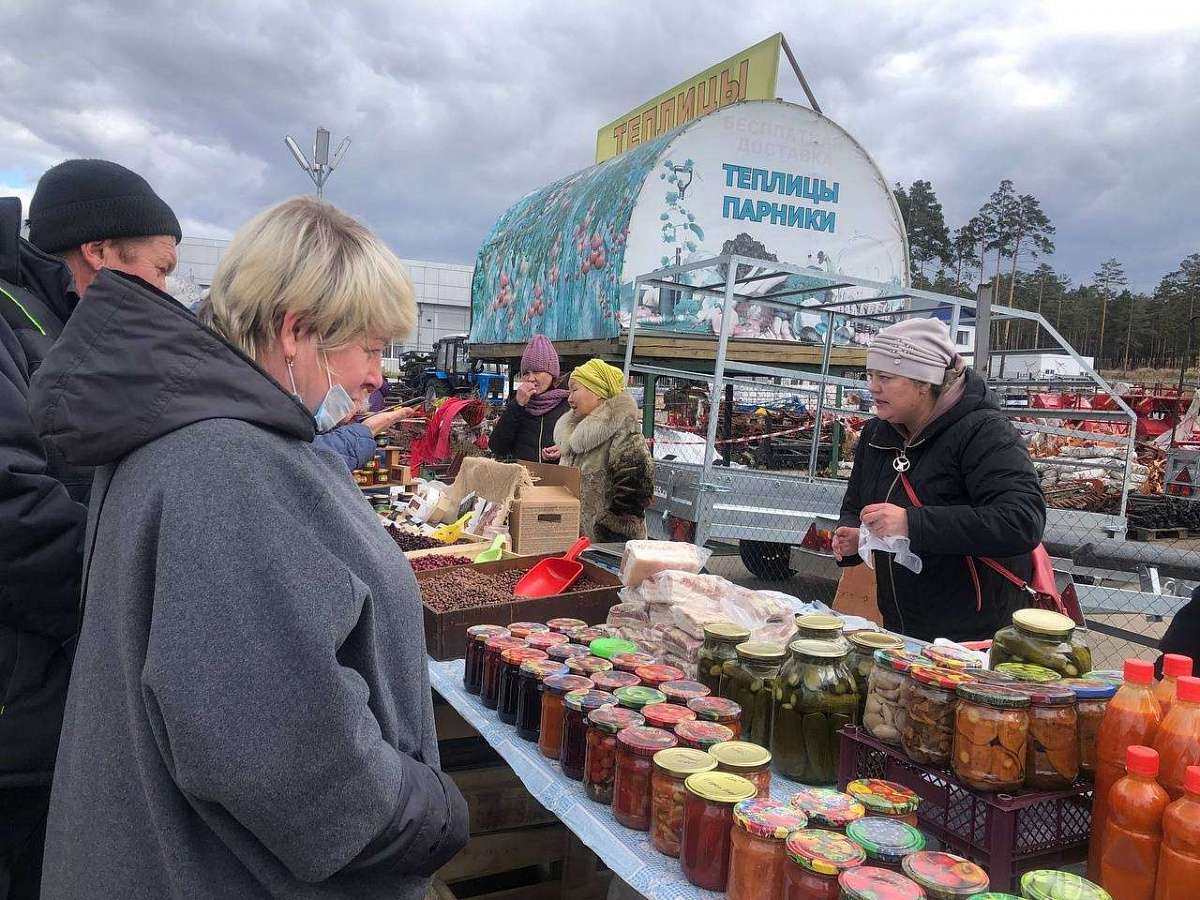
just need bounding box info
[640,703,697,729]
[848,630,906,652]
[1019,870,1111,900]
[568,626,607,644]
[874,648,923,673]
[966,895,1022,900]
[901,851,989,895]
[956,682,1032,708]
[838,866,927,900]
[735,641,788,661]
[586,705,644,734]
[566,655,614,676]
[468,624,510,643]
[993,662,1062,683]
[683,771,757,805]
[1013,608,1075,638]
[546,617,588,633]
[501,647,549,666]
[610,652,659,672]
[910,664,976,690]
[785,829,867,873]
[708,740,771,770]
[591,670,642,692]
[1087,669,1124,686]
[634,664,686,684]
[703,621,751,642]
[548,643,592,661]
[921,644,978,670]
[652,747,716,776]
[789,787,866,828]
[796,614,845,633]
[963,667,1017,684]
[508,621,550,638]
[543,674,595,695]
[589,637,637,659]
[845,778,920,816]
[674,720,734,748]
[525,632,570,651]
[520,659,569,679]
[613,685,667,709]
[486,636,527,652]
[789,638,850,659]
[845,817,926,863]
[616,725,677,756]
[733,798,808,840]
[563,688,616,713]
[687,696,742,722]
[1009,682,1076,706]
[659,680,712,703]
[1059,677,1118,700]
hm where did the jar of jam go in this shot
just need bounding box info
[613,726,678,830]
[464,625,509,694]
[773,639,860,784]
[901,851,989,899]
[952,683,1030,792]
[845,779,921,826]
[497,647,549,725]
[864,649,922,746]
[525,631,569,653]
[481,636,528,710]
[788,787,865,833]
[722,641,787,746]
[547,643,591,663]
[546,617,587,634]
[640,702,696,731]
[708,740,772,796]
[583,706,644,805]
[660,680,711,706]
[921,644,978,671]
[993,662,1061,683]
[687,695,743,738]
[901,665,975,768]
[508,621,550,640]
[591,670,641,693]
[1060,677,1116,779]
[538,674,594,760]
[635,664,686,690]
[680,772,757,890]
[1008,682,1078,789]
[560,689,616,780]
[675,719,734,751]
[845,817,926,873]
[727,798,808,900]
[566,655,614,677]
[566,625,606,644]
[846,630,905,718]
[698,622,751,693]
[611,652,658,674]
[795,613,848,647]
[784,829,866,900]
[649,748,717,857]
[589,637,637,659]
[838,866,926,900]
[515,659,568,741]
[614,685,666,711]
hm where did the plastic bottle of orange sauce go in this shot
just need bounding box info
[1155,655,1193,718]
[1088,659,1163,882]
[1156,765,1200,900]
[1153,675,1200,802]
[1100,745,1169,900]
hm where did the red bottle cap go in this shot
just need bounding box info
[1124,659,1154,685]
[1186,766,1200,796]
[1178,676,1200,704]
[1126,745,1160,777]
[1163,654,1194,678]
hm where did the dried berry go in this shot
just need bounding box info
[409,555,473,572]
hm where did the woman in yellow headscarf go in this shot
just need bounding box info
[542,359,654,544]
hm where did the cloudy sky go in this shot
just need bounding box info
[2,0,1197,292]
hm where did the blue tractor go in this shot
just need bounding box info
[420,334,507,410]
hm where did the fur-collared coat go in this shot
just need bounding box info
[554,391,654,543]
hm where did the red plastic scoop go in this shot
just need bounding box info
[514,537,591,598]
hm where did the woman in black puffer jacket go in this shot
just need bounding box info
[488,335,569,462]
[832,319,1046,643]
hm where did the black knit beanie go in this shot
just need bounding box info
[28,159,182,254]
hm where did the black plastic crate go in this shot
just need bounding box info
[837,727,1092,892]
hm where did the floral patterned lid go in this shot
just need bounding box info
[993,662,1062,683]
[1019,870,1111,900]
[519,659,569,679]
[839,866,927,900]
[785,829,867,873]
[485,636,527,653]
[467,624,510,643]
[542,674,594,695]
[586,705,644,734]
[589,637,637,659]
[922,644,979,670]
[508,621,550,638]
[634,664,687,685]
[789,787,866,828]
[591,670,642,692]
[562,688,616,713]
[687,696,742,721]
[566,655,615,676]
[660,680,712,703]
[613,685,667,709]
[845,817,926,863]
[910,665,977,691]
[874,648,924,674]
[546,617,588,633]
[548,643,592,662]
[525,632,570,651]
[610,652,659,672]
[902,851,989,895]
[845,778,921,816]
[674,720,734,748]
[640,703,697,729]
[500,647,549,666]
[568,626,607,644]
[615,725,678,756]
[733,798,807,840]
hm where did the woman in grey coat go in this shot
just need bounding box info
[30,198,467,899]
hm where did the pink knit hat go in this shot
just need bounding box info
[520,334,560,378]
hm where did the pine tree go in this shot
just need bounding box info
[1093,258,1128,367]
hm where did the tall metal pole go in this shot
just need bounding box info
[974,282,993,376]
[702,259,739,473]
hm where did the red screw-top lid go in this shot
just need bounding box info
[1186,766,1200,796]
[1176,676,1200,704]
[1163,654,1194,678]
[641,702,697,729]
[1127,745,1160,777]
[1125,659,1154,685]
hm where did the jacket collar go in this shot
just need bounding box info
[869,368,996,451]
[556,391,638,455]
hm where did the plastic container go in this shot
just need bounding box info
[1153,675,1200,801]
[674,719,734,751]
[612,726,677,830]
[698,621,751,693]
[989,609,1091,677]
[1156,765,1200,900]
[508,621,550,640]
[847,630,905,718]
[590,670,641,693]
[845,778,920,826]
[613,685,666,711]
[784,829,866,900]
[727,798,808,900]
[902,665,975,768]
[922,644,979,671]
[639,702,695,731]
[547,642,592,663]
[771,638,859,783]
[582,705,644,804]
[634,664,686,690]
[589,637,637,659]
[566,655,614,677]
[901,850,989,899]
[789,787,866,832]
[680,772,757,891]
[838,866,927,900]
[952,683,1030,792]
[1010,682,1079,790]
[538,673,594,759]
[546,616,587,634]
[721,641,787,746]
[1019,870,1110,900]
[1155,654,1193,717]
[687,695,743,738]
[497,647,549,725]
[481,636,527,709]
[796,613,848,644]
[649,748,717,857]
[708,740,772,796]
[1060,677,1117,779]
[845,816,926,873]
[610,651,658,674]
[560,688,616,780]
[515,659,569,741]
[1099,745,1169,900]
[993,663,1061,683]
[659,680,711,706]
[465,625,510,693]
[864,649,922,746]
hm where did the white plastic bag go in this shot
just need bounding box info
[859,525,923,574]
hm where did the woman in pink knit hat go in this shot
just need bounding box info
[488,334,570,462]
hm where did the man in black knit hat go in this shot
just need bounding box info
[0,159,179,899]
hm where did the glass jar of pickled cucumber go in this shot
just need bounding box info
[795,614,848,648]
[770,639,859,784]
[846,631,905,719]
[698,622,751,694]
[989,609,1092,678]
[721,641,787,747]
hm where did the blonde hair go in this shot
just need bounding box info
[201,197,414,360]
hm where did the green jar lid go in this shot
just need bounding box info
[839,866,927,900]
[785,828,866,874]
[845,817,925,864]
[993,662,1062,683]
[789,787,866,828]
[589,637,637,659]
[1019,870,1111,900]
[901,851,989,895]
[963,667,1017,684]
[613,685,667,710]
[956,682,1032,709]
[966,894,1022,900]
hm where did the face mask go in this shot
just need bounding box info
[288,352,357,433]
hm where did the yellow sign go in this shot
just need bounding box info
[595,34,782,163]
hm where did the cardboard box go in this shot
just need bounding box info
[509,462,582,556]
[389,464,412,485]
